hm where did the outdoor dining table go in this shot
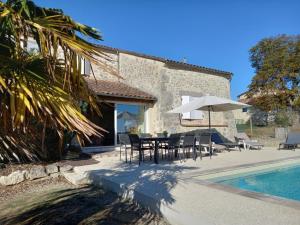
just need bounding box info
[140,137,169,164]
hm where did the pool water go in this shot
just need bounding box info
[215,165,300,201]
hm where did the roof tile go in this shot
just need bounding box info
[84,77,156,101]
[95,44,233,79]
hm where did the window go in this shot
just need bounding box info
[81,58,91,75]
[242,108,248,112]
[117,104,145,134]
[181,96,204,119]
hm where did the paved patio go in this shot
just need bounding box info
[65,148,300,225]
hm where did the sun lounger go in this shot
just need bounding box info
[278,132,300,150]
[211,132,241,152]
[235,132,264,150]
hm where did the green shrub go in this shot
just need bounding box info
[275,111,291,127]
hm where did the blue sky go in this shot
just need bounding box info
[36,0,300,99]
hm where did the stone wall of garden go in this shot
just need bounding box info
[0,164,73,186]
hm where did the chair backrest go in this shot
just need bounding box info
[198,133,210,145]
[128,134,140,147]
[236,132,250,141]
[140,133,152,138]
[234,136,242,144]
[157,133,166,137]
[118,133,131,145]
[168,133,181,147]
[183,134,195,147]
[286,132,300,144]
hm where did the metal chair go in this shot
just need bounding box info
[165,133,181,160]
[128,134,153,165]
[155,133,168,158]
[118,133,131,163]
[194,135,202,160]
[196,133,213,158]
[181,134,196,160]
[157,132,168,137]
[140,133,153,159]
[139,133,151,137]
[157,133,165,137]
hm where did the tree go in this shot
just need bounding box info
[247,35,300,111]
[0,0,116,162]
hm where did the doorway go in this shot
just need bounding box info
[84,102,147,146]
[85,103,115,146]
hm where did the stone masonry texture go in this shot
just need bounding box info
[92,50,236,140]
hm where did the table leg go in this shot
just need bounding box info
[193,142,197,160]
[154,140,159,164]
[139,142,142,165]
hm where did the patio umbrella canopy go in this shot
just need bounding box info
[167,95,250,157]
[168,95,249,114]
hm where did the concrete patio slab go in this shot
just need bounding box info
[69,148,300,225]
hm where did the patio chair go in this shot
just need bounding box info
[278,132,300,151]
[180,134,196,161]
[128,134,153,165]
[118,133,131,163]
[195,133,214,158]
[140,133,152,138]
[139,133,153,159]
[156,133,168,155]
[235,132,264,150]
[157,132,168,137]
[163,133,181,160]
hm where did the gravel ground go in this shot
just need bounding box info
[0,176,168,225]
[0,176,71,201]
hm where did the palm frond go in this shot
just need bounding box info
[0,0,116,162]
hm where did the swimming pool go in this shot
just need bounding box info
[214,165,300,201]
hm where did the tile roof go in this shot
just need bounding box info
[237,91,249,98]
[96,44,233,79]
[84,77,157,101]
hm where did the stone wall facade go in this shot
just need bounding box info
[92,49,236,140]
[233,108,251,124]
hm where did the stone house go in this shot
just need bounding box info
[234,91,300,127]
[233,92,252,124]
[234,91,273,126]
[83,45,236,146]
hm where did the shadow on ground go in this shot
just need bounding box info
[85,160,199,213]
[0,150,199,224]
[0,186,165,225]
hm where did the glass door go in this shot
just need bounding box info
[116,104,146,139]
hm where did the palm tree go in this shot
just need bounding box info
[0,0,116,162]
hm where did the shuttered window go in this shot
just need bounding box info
[81,58,91,75]
[181,96,204,120]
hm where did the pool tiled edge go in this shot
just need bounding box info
[183,156,300,180]
[181,157,300,210]
[202,160,300,181]
[190,178,300,210]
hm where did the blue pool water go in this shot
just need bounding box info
[215,165,300,201]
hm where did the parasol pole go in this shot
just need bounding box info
[208,105,212,159]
